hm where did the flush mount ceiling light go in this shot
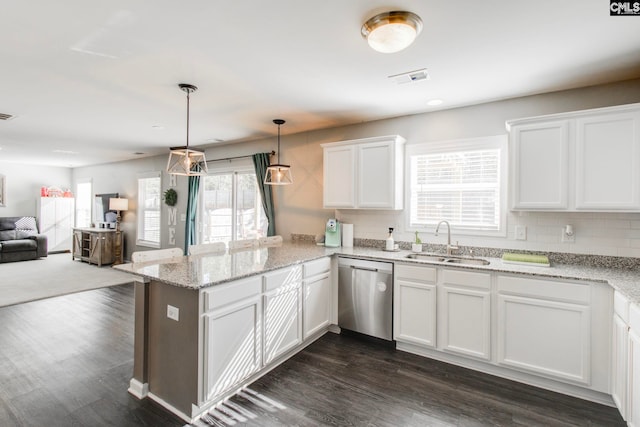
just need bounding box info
[361,11,423,53]
[264,119,293,186]
[166,83,208,176]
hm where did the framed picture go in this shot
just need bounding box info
[0,174,5,207]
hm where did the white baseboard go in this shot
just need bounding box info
[128,378,149,399]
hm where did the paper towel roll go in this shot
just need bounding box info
[342,223,354,247]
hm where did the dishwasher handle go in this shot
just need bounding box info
[350,265,378,272]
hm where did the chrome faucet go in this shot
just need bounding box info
[435,220,458,256]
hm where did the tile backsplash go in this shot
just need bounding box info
[335,209,640,258]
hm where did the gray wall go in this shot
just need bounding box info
[73,78,640,258]
[0,161,71,217]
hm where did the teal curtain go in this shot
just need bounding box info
[252,153,276,236]
[185,175,200,253]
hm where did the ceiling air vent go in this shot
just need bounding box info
[0,113,14,121]
[388,68,430,85]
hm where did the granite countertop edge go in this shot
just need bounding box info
[113,243,640,305]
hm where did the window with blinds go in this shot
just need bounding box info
[407,136,507,234]
[137,172,161,247]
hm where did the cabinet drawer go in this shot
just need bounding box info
[497,275,589,304]
[202,276,262,312]
[304,257,331,278]
[264,265,303,292]
[614,291,630,322]
[395,263,436,283]
[441,269,491,290]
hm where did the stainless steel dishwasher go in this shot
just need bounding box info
[338,257,393,341]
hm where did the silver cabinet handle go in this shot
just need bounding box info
[350,265,378,272]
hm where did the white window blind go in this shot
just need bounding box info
[137,173,161,247]
[408,136,506,233]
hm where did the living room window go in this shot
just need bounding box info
[137,172,161,248]
[199,161,267,245]
[406,135,507,236]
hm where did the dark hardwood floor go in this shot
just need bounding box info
[0,284,625,427]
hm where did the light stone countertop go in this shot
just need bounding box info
[114,242,640,305]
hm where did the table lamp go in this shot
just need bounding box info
[109,197,129,232]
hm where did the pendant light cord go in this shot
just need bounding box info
[277,122,281,163]
[185,89,190,150]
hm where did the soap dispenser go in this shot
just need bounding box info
[385,227,395,251]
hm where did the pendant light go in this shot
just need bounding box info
[166,83,208,176]
[264,119,293,185]
[361,11,423,54]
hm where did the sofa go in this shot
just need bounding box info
[0,216,48,263]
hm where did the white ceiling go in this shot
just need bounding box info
[1,1,639,167]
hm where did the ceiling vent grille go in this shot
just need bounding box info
[0,113,14,121]
[388,68,430,85]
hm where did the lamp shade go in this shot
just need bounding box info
[167,147,209,176]
[264,164,293,185]
[109,198,129,211]
[362,11,422,53]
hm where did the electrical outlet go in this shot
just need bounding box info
[561,230,575,243]
[515,225,527,241]
[180,214,186,222]
[167,304,179,321]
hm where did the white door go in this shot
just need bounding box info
[263,282,302,364]
[357,141,394,208]
[612,314,629,420]
[323,145,356,208]
[510,120,569,209]
[629,327,640,427]
[203,296,262,401]
[575,111,640,210]
[497,294,590,385]
[54,198,74,251]
[303,273,331,339]
[438,286,491,360]
[394,279,436,348]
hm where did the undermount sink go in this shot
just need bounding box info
[405,253,490,266]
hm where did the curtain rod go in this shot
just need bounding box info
[206,150,275,163]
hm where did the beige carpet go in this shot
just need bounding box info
[0,253,136,307]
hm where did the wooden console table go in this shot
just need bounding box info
[72,228,123,266]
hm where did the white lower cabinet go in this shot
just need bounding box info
[199,257,333,414]
[438,269,491,360]
[497,275,591,385]
[612,291,630,420]
[303,258,332,339]
[263,266,303,364]
[394,264,437,347]
[628,303,640,427]
[202,277,263,401]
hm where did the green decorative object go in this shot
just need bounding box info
[414,231,422,244]
[164,188,178,206]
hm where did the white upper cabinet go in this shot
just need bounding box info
[322,135,405,210]
[507,103,640,211]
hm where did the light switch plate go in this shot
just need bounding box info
[167,305,179,321]
[515,225,527,241]
[561,230,575,243]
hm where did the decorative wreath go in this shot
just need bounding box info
[164,188,178,206]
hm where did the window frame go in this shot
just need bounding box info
[198,159,266,245]
[404,135,508,237]
[136,171,162,248]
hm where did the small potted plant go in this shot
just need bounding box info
[412,231,422,253]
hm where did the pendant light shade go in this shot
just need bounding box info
[361,11,423,54]
[264,119,293,185]
[167,83,209,176]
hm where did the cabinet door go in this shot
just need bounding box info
[438,286,491,360]
[303,273,331,339]
[497,294,590,385]
[263,282,302,364]
[630,328,640,427]
[323,145,356,208]
[54,198,74,251]
[357,141,396,209]
[203,296,262,401]
[575,112,640,210]
[394,279,436,348]
[612,314,629,420]
[511,120,570,210]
